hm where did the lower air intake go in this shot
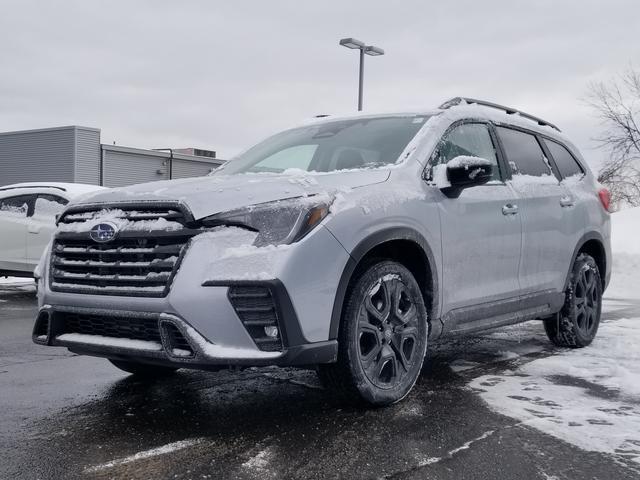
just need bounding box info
[228,286,283,352]
[161,322,195,358]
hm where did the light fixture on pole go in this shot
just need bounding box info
[339,37,385,111]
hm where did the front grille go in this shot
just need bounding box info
[229,286,283,352]
[51,204,196,297]
[59,312,161,342]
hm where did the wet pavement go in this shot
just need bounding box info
[2,283,640,479]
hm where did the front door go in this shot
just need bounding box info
[431,122,522,318]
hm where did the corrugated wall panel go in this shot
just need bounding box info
[102,149,169,187]
[74,128,101,185]
[0,127,75,186]
[172,158,222,179]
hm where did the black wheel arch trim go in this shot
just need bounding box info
[328,226,441,341]
[565,231,608,291]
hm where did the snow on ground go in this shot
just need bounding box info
[469,207,640,464]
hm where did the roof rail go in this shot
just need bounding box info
[439,97,561,132]
[0,185,67,192]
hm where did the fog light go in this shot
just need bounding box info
[264,326,279,338]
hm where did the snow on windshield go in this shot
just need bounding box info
[216,116,430,175]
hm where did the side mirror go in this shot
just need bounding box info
[440,156,493,198]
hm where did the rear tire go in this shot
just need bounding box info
[318,260,428,407]
[109,359,179,377]
[544,253,602,348]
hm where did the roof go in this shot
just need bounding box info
[302,98,566,139]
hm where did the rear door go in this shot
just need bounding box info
[0,194,33,273]
[495,126,583,295]
[27,194,68,265]
[432,122,522,316]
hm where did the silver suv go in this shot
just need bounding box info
[32,98,611,406]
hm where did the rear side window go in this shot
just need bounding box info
[433,123,501,181]
[0,195,31,217]
[543,139,584,179]
[496,127,552,177]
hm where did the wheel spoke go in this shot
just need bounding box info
[391,326,418,372]
[365,281,391,323]
[374,345,398,384]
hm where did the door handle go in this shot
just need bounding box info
[28,225,41,234]
[502,204,519,215]
[560,196,575,207]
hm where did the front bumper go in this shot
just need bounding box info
[33,305,337,368]
[34,224,349,367]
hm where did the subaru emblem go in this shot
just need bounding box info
[89,222,118,243]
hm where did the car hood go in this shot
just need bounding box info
[73,169,390,219]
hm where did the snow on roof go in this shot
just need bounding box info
[300,100,569,144]
[0,182,106,197]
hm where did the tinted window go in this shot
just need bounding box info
[217,116,429,174]
[33,194,68,217]
[0,195,31,217]
[544,139,584,179]
[434,123,501,181]
[496,127,552,177]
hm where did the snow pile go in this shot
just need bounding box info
[606,207,640,299]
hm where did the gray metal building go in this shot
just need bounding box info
[0,125,224,187]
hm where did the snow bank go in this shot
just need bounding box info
[606,206,640,299]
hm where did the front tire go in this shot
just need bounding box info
[318,260,428,406]
[109,359,179,377]
[544,253,602,348]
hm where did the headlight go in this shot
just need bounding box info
[200,196,331,246]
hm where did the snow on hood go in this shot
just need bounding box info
[69,169,390,220]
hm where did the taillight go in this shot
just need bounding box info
[598,188,611,212]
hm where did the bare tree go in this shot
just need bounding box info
[587,68,640,208]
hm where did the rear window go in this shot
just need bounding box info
[496,127,553,177]
[543,139,584,179]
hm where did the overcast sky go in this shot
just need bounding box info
[1,0,639,167]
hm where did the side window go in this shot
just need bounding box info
[433,123,501,181]
[0,195,31,218]
[249,144,318,172]
[33,194,68,218]
[496,127,553,177]
[543,139,584,179]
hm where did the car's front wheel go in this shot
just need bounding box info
[544,253,602,348]
[109,359,179,377]
[318,260,428,406]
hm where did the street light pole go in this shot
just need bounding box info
[339,38,385,111]
[358,47,364,111]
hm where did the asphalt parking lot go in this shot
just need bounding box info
[2,283,639,480]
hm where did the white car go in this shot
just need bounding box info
[0,182,106,277]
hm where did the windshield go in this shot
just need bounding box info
[215,115,430,175]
